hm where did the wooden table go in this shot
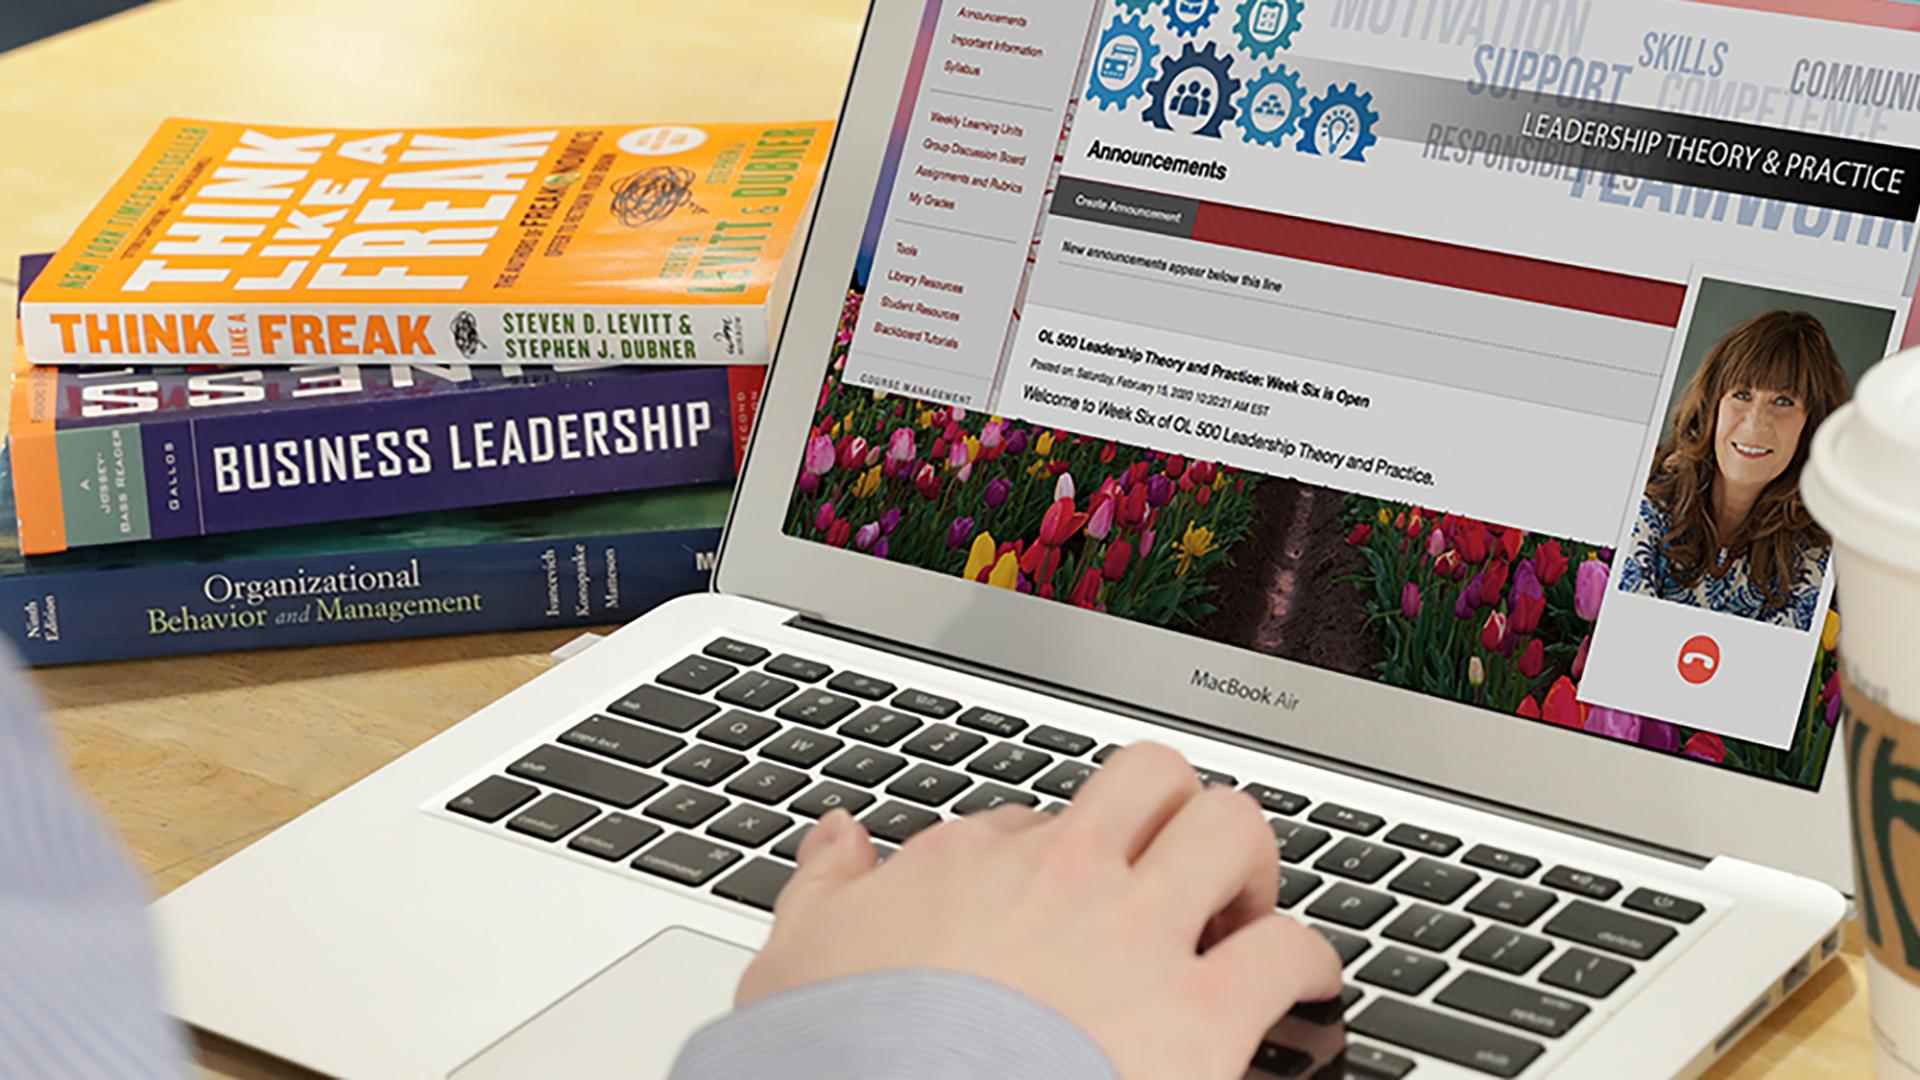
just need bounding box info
[0,1,1875,1077]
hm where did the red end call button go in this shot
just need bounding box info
[1677,635,1721,686]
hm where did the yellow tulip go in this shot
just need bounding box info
[963,532,997,582]
[1823,610,1840,653]
[987,552,1020,590]
[1035,431,1055,457]
[966,436,981,462]
[1377,507,1392,526]
[1173,522,1216,577]
[853,466,882,499]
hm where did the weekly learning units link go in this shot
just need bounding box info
[20,120,834,366]
[811,0,1917,774]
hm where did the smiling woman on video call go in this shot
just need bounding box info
[1618,310,1852,631]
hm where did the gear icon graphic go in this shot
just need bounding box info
[1086,15,1160,111]
[1234,65,1307,146]
[1113,0,1155,10]
[1163,0,1219,37]
[1234,0,1305,57]
[1144,41,1241,139]
[1298,81,1380,162]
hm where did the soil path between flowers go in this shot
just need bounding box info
[1192,479,1378,678]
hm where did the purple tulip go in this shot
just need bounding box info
[1637,718,1682,753]
[1584,707,1642,743]
[804,434,836,476]
[1455,573,1484,620]
[880,508,903,535]
[797,472,819,495]
[1006,428,1029,455]
[814,502,836,534]
[1512,559,1543,601]
[947,517,975,550]
[985,476,1012,509]
[1147,474,1173,508]
[854,522,881,552]
[1826,691,1843,727]
[874,538,890,560]
[1574,559,1608,621]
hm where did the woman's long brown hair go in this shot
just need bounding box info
[1644,310,1852,610]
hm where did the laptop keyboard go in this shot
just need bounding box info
[436,636,1714,1079]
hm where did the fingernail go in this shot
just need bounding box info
[816,809,848,842]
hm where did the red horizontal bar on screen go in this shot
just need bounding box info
[1191,202,1688,327]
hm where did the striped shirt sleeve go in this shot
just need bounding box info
[667,969,1118,1080]
[0,654,186,1078]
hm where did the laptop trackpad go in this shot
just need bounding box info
[450,927,754,1080]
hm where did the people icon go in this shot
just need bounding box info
[1172,78,1213,118]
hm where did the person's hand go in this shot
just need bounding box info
[736,742,1343,1079]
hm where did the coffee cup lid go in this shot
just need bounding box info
[1805,347,1920,573]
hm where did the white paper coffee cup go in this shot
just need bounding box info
[1804,347,1920,1080]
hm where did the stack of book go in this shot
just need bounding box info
[5,119,830,664]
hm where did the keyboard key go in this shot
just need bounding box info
[967,743,1052,783]
[507,794,599,841]
[1466,880,1559,927]
[509,746,665,809]
[1540,948,1634,999]
[1271,820,1333,864]
[1358,947,1450,995]
[644,786,730,827]
[1314,838,1406,884]
[1288,984,1362,1025]
[609,684,720,732]
[1312,925,1372,967]
[892,689,961,718]
[713,858,795,912]
[1251,1042,1313,1077]
[955,706,1028,737]
[724,762,811,805]
[1623,887,1705,924]
[1460,928,1553,975]
[1389,857,1481,905]
[707,805,795,848]
[840,707,923,747]
[771,824,814,861]
[863,801,942,844]
[632,832,742,886]
[766,654,832,683]
[1436,971,1589,1039]
[657,655,737,694]
[1324,1044,1416,1079]
[1544,900,1677,960]
[790,781,877,819]
[1025,725,1096,756]
[704,638,769,665]
[824,746,908,786]
[447,776,538,823]
[827,672,895,700]
[1384,823,1462,857]
[1193,767,1238,789]
[1309,803,1385,836]
[560,716,686,769]
[1093,744,1123,764]
[1277,868,1322,909]
[1384,904,1475,952]
[1034,762,1096,799]
[887,764,972,807]
[697,710,782,750]
[715,672,799,711]
[1307,884,1397,930]
[663,745,749,787]
[568,813,663,861]
[902,724,987,765]
[1463,844,1541,879]
[1244,783,1310,816]
[760,728,844,768]
[1349,997,1544,1078]
[1541,866,1622,901]
[776,689,861,728]
[953,783,1041,815]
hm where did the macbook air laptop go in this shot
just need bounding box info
[154,1,1920,1076]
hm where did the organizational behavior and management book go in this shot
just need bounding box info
[20,119,832,367]
[13,250,764,555]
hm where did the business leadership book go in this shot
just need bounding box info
[0,448,729,666]
[20,119,831,366]
[14,251,764,555]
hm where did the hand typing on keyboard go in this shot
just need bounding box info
[735,742,1343,1080]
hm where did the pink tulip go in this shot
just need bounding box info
[1575,559,1608,621]
[1428,527,1447,559]
[814,502,837,534]
[1054,472,1076,503]
[804,434,836,476]
[1572,634,1591,679]
[1402,583,1423,619]
[1087,497,1115,541]
[948,439,969,469]
[853,522,881,552]
[1585,707,1642,743]
[888,428,915,462]
[1140,528,1156,557]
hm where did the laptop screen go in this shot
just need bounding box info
[781,0,1920,792]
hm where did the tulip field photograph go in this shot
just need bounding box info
[789,287,1843,788]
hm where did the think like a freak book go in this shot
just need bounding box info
[22,120,832,367]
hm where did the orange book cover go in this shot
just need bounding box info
[22,120,832,367]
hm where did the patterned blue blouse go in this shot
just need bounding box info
[1617,496,1828,631]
